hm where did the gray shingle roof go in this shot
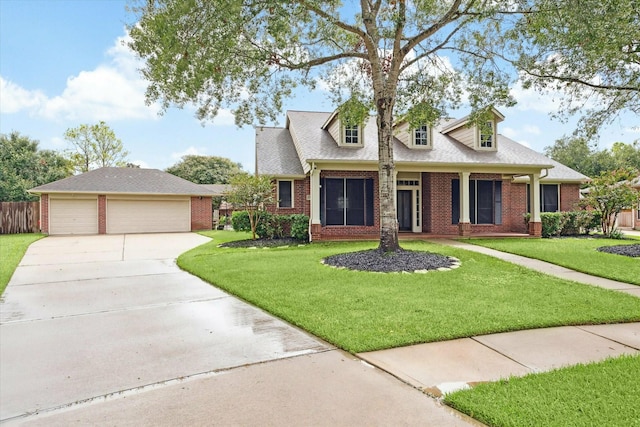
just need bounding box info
[255,126,305,176]
[29,167,215,196]
[200,184,231,195]
[255,110,589,183]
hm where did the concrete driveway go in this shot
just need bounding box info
[0,234,470,426]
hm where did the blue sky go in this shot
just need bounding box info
[1,0,637,172]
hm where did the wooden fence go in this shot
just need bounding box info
[0,202,40,234]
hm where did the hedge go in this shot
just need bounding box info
[231,211,309,241]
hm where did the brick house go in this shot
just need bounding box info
[256,109,589,241]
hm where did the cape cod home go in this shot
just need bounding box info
[256,109,589,240]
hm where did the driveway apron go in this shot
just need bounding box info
[0,234,326,421]
[0,234,470,426]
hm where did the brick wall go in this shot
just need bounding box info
[267,178,310,216]
[190,196,213,230]
[424,173,528,235]
[98,195,107,234]
[40,194,49,234]
[560,183,582,211]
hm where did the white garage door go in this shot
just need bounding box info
[49,198,98,235]
[106,198,190,234]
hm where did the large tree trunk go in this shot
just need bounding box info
[376,96,400,253]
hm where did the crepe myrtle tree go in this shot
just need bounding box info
[127,0,540,252]
[581,168,640,237]
[225,173,275,240]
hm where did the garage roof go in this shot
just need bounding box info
[29,167,215,196]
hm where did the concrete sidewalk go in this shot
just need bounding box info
[359,238,640,396]
[438,239,640,298]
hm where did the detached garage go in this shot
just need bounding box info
[29,167,214,235]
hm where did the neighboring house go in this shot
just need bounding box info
[256,109,589,240]
[618,175,640,230]
[29,167,214,235]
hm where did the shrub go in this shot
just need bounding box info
[257,211,289,239]
[559,211,580,236]
[232,211,309,241]
[541,212,562,237]
[290,214,309,241]
[578,210,601,234]
[231,210,252,232]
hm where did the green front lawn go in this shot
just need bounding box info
[0,233,44,295]
[465,237,640,285]
[180,231,640,353]
[445,354,640,427]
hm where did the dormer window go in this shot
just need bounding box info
[343,124,360,145]
[412,125,432,148]
[478,121,496,150]
[338,123,363,147]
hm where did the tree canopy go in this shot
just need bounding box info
[545,137,640,178]
[507,0,639,136]
[128,0,637,250]
[0,132,73,201]
[64,121,129,173]
[165,155,243,184]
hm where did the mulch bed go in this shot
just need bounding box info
[596,244,640,258]
[323,249,459,273]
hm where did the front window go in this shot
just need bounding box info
[321,178,374,226]
[413,125,430,146]
[278,180,293,208]
[479,121,494,149]
[541,184,559,212]
[528,184,559,212]
[343,124,360,144]
[452,179,502,224]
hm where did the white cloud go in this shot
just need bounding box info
[0,77,47,113]
[170,146,209,160]
[1,30,160,122]
[523,125,541,135]
[510,80,561,114]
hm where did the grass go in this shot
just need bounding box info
[0,233,44,295]
[464,237,640,285]
[444,354,640,427]
[179,231,640,353]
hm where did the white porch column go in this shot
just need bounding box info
[310,165,321,225]
[529,173,541,223]
[458,171,471,236]
[460,171,471,223]
[529,172,542,236]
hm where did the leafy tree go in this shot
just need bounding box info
[581,168,640,237]
[225,174,274,240]
[0,132,73,201]
[64,121,129,173]
[544,137,600,177]
[507,0,639,136]
[545,137,640,177]
[128,1,527,252]
[611,141,640,171]
[166,155,243,184]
